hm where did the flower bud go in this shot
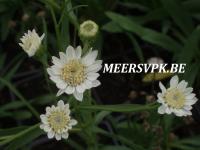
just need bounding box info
[79,20,99,42]
[19,29,45,57]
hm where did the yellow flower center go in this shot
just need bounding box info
[61,59,86,86]
[164,88,185,109]
[48,110,69,133]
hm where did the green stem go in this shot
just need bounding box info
[49,6,61,51]
[0,124,39,145]
[0,78,40,120]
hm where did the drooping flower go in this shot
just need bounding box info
[19,29,45,57]
[47,45,102,101]
[157,75,198,117]
[79,20,99,40]
[40,100,77,141]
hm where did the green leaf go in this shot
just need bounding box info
[0,78,40,119]
[161,0,194,36]
[126,33,144,62]
[95,111,111,124]
[79,103,158,112]
[102,21,123,33]
[177,26,200,64]
[5,125,43,150]
[106,11,182,52]
[0,126,28,137]
[0,101,25,111]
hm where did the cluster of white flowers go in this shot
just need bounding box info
[18,23,102,141]
[18,22,198,142]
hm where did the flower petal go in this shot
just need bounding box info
[170,75,179,88]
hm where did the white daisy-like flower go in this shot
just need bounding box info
[79,20,99,39]
[47,45,102,101]
[40,100,77,141]
[19,29,45,57]
[157,75,198,117]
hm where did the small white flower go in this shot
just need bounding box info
[19,29,45,57]
[40,100,77,141]
[147,57,164,64]
[47,45,102,101]
[79,20,99,39]
[157,75,198,117]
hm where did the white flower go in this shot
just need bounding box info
[40,100,77,141]
[19,29,45,57]
[157,75,198,117]
[79,20,99,39]
[147,57,164,64]
[47,45,102,101]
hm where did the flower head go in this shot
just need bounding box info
[157,75,198,117]
[40,100,77,141]
[19,29,44,57]
[147,57,164,64]
[79,20,99,40]
[47,45,102,101]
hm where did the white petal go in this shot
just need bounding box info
[82,50,98,66]
[56,89,65,96]
[177,80,188,91]
[92,80,101,87]
[86,63,102,73]
[159,82,166,93]
[40,33,45,40]
[184,87,193,95]
[170,75,179,88]
[66,45,75,59]
[84,80,92,89]
[75,46,82,58]
[165,107,172,114]
[186,94,196,100]
[173,109,185,117]
[158,105,166,114]
[57,100,65,108]
[76,84,85,93]
[47,68,54,76]
[70,119,77,126]
[62,132,69,139]
[65,86,75,94]
[45,106,51,113]
[185,98,198,105]
[183,105,192,110]
[55,133,62,140]
[47,131,55,139]
[59,52,67,64]
[52,56,64,68]
[40,115,48,124]
[73,90,83,101]
[56,82,67,89]
[43,125,51,132]
[50,76,63,84]
[87,72,100,81]
[51,66,61,75]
